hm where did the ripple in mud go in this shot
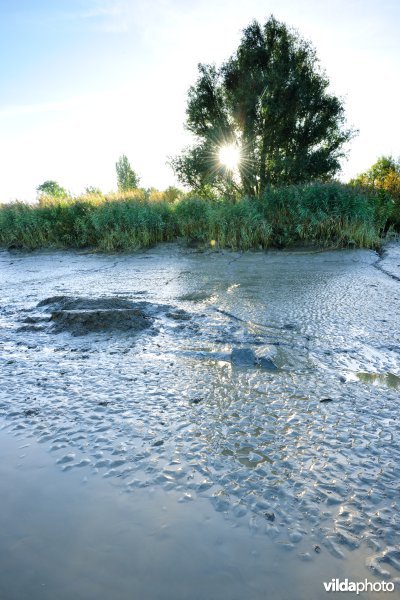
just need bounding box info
[1,245,400,587]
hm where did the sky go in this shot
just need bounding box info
[0,0,399,202]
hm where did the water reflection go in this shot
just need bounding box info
[356,371,400,389]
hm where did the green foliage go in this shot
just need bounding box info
[0,183,390,251]
[262,182,388,248]
[83,200,174,251]
[350,156,400,229]
[116,155,140,192]
[163,186,184,203]
[171,15,355,197]
[84,186,103,195]
[36,180,68,199]
[351,156,400,188]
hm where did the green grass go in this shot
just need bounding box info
[0,183,395,252]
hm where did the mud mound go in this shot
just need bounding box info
[33,296,152,336]
[30,296,192,336]
[37,296,135,311]
[50,308,151,335]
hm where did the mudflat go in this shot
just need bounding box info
[1,242,399,599]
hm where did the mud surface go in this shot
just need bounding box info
[1,242,400,599]
[21,295,190,336]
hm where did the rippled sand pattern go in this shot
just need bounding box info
[1,243,399,591]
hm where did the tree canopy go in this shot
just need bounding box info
[351,156,400,228]
[116,155,140,192]
[351,156,400,199]
[36,180,68,198]
[171,16,355,197]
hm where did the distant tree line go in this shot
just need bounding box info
[36,154,182,203]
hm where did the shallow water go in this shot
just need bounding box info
[1,242,399,599]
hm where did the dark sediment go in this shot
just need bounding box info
[27,296,193,337]
[37,296,136,311]
[230,347,278,370]
[230,348,257,366]
[33,296,156,336]
[50,307,152,336]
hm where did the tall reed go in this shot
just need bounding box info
[0,183,394,251]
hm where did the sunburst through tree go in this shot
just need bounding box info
[170,15,355,198]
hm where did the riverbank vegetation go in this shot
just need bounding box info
[0,181,394,252]
[1,17,398,253]
[350,156,400,230]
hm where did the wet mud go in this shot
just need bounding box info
[20,295,192,336]
[1,242,400,599]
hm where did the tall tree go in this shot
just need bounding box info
[171,16,355,197]
[116,155,140,192]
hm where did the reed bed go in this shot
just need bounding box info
[0,183,393,251]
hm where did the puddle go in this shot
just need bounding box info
[355,372,400,389]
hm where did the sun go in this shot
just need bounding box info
[218,144,241,171]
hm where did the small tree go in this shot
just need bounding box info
[351,156,400,195]
[351,156,400,229]
[116,155,140,192]
[36,180,68,198]
[84,186,102,195]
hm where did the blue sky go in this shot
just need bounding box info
[0,0,399,201]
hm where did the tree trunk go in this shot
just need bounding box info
[259,131,268,197]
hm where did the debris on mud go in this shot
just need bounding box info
[23,408,40,417]
[166,309,191,321]
[265,511,276,522]
[190,397,204,405]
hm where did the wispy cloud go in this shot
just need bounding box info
[75,5,124,20]
[0,100,75,119]
[0,89,120,119]
[55,0,131,32]
[13,0,129,31]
